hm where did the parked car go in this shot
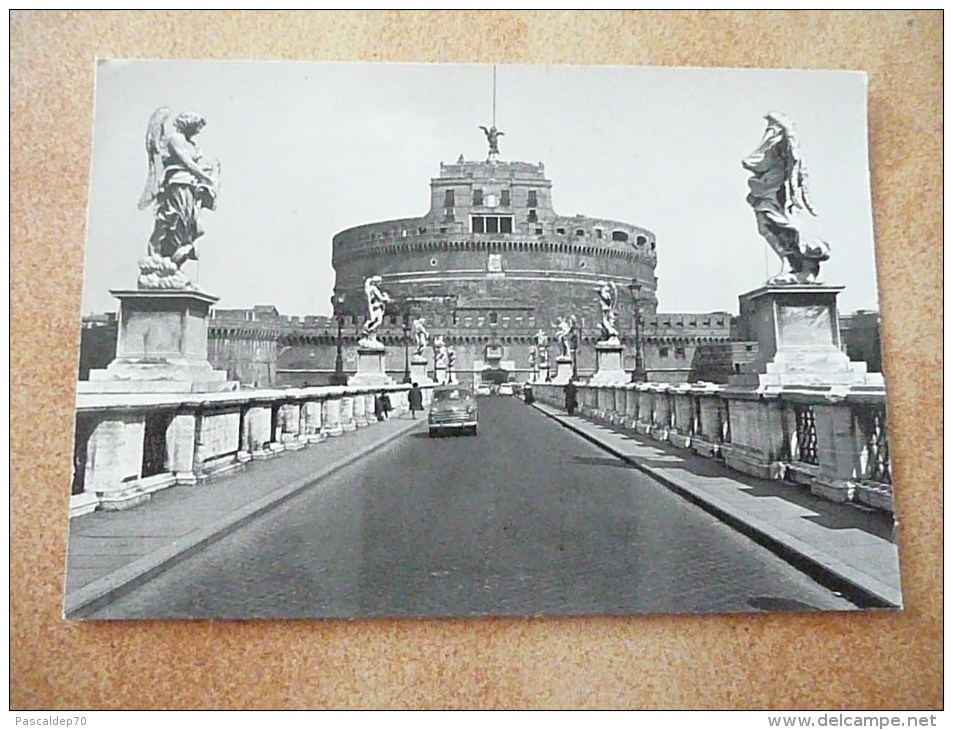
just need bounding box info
[498,382,516,396]
[428,385,479,436]
[474,383,492,397]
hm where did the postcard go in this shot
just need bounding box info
[65,61,900,619]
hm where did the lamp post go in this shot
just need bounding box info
[570,332,579,380]
[628,281,646,383]
[332,292,346,385]
[402,311,412,384]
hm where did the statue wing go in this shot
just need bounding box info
[137,107,171,210]
[479,125,489,133]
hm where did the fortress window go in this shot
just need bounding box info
[650,241,656,251]
[501,189,511,206]
[659,346,669,358]
[471,215,513,234]
[444,189,455,207]
[595,228,603,239]
[489,312,498,325]
[636,235,647,246]
[430,258,438,266]
[527,209,537,222]
[439,227,447,233]
[556,227,565,235]
[612,231,628,242]
[473,188,484,206]
[418,226,426,234]
[576,229,585,237]
[535,227,543,235]
[527,190,538,207]
[675,346,686,359]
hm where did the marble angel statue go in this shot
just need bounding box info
[137,108,220,289]
[742,111,830,284]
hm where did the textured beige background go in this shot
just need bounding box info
[10,11,942,710]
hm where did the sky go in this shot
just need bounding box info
[82,61,881,318]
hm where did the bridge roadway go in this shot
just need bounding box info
[92,396,854,618]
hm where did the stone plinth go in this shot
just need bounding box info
[347,343,396,387]
[588,340,627,386]
[81,289,237,394]
[435,364,448,385]
[535,361,550,383]
[410,356,434,386]
[552,356,573,385]
[732,285,883,389]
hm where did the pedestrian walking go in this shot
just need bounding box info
[408,382,424,419]
[380,391,392,420]
[523,383,535,405]
[374,392,386,421]
[564,380,578,416]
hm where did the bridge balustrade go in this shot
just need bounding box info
[70,383,432,518]
[528,379,894,513]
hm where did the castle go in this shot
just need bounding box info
[80,143,879,387]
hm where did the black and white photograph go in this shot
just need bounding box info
[65,60,902,620]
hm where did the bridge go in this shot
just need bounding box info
[65,375,898,618]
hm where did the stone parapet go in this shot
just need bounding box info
[528,378,894,513]
[71,382,435,517]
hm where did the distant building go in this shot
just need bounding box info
[78,312,118,381]
[840,310,882,373]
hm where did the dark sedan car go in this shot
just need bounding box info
[428,385,479,437]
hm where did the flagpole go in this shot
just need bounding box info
[492,64,497,127]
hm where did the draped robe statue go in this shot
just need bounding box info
[742,112,830,284]
[138,108,220,289]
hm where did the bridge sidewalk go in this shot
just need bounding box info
[532,402,903,608]
[64,412,426,618]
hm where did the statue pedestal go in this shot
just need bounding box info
[435,364,448,385]
[348,342,395,387]
[535,361,549,383]
[80,289,237,394]
[409,356,434,386]
[588,340,627,386]
[552,356,573,385]
[730,285,883,389]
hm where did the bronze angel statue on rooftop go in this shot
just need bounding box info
[742,112,830,285]
[137,108,221,289]
[479,125,504,161]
